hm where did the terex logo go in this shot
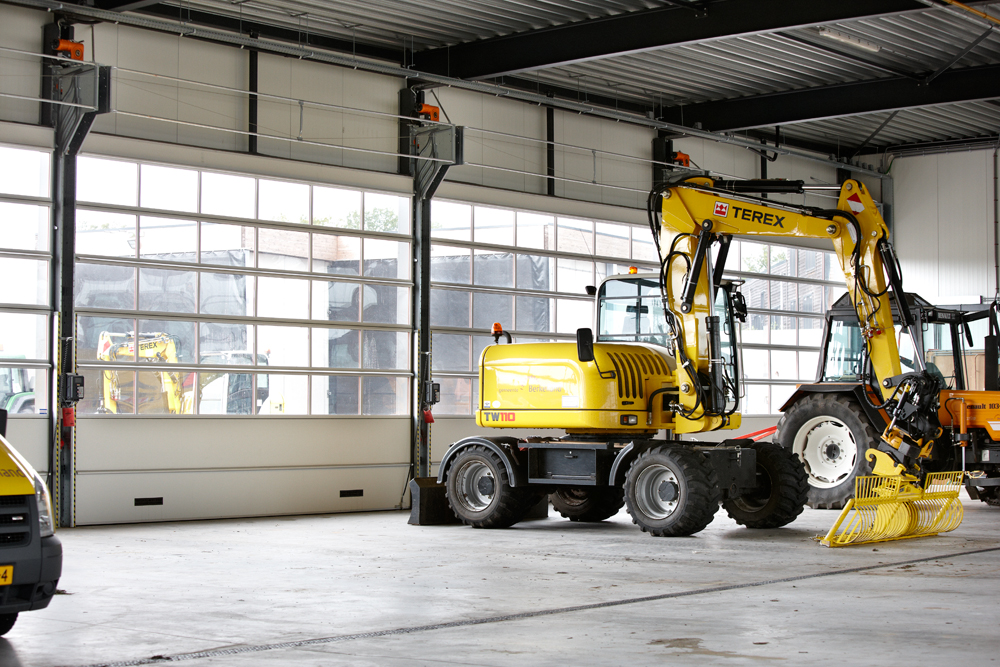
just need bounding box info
[713,201,730,217]
[483,411,516,422]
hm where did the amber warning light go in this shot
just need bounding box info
[628,266,638,274]
[491,322,512,344]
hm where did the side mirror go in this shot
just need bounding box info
[576,328,595,363]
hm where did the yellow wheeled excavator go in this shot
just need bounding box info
[433,173,967,544]
[96,331,193,414]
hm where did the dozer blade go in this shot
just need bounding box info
[820,470,964,548]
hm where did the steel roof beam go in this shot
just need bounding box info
[412,0,927,80]
[658,63,1000,131]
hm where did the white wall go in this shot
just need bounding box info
[893,150,997,304]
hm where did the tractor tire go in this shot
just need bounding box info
[444,445,534,529]
[723,441,809,528]
[776,393,878,510]
[0,613,16,636]
[551,486,625,522]
[624,446,721,537]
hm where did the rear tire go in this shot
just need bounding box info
[776,394,878,509]
[551,486,625,522]
[723,442,809,528]
[0,613,16,636]
[624,446,720,537]
[444,445,533,528]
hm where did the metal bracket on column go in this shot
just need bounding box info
[412,124,464,200]
[48,60,111,529]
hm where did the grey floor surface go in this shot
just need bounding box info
[2,497,998,666]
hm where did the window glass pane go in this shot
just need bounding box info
[770,280,796,312]
[364,239,409,279]
[78,157,137,206]
[312,328,359,369]
[770,246,795,277]
[258,276,309,319]
[770,316,796,346]
[741,242,768,274]
[432,333,470,371]
[742,384,769,415]
[431,200,471,241]
[798,284,823,314]
[516,254,555,291]
[474,250,513,288]
[79,368,134,415]
[362,376,407,415]
[139,216,197,259]
[431,245,471,284]
[259,374,307,414]
[631,234,657,263]
[741,349,768,379]
[200,272,254,317]
[361,331,408,370]
[0,258,48,306]
[257,325,308,367]
[743,278,769,310]
[201,223,254,267]
[362,285,410,325]
[436,377,472,415]
[0,312,47,360]
[140,164,197,213]
[799,317,824,347]
[77,210,135,257]
[365,192,410,234]
[799,350,820,381]
[740,314,768,345]
[198,370,255,415]
[78,316,135,364]
[770,349,797,380]
[826,286,847,310]
[258,228,309,271]
[826,254,847,283]
[516,296,554,332]
[0,147,49,198]
[201,172,255,218]
[516,212,554,250]
[313,281,361,322]
[313,234,360,276]
[557,258,593,294]
[0,203,48,252]
[472,335,493,367]
[771,384,796,414]
[430,289,470,328]
[473,293,513,331]
[257,179,309,224]
[136,319,195,362]
[0,368,47,415]
[474,206,514,246]
[136,369,195,414]
[557,217,593,254]
[199,322,254,365]
[595,223,629,258]
[311,375,360,415]
[138,268,196,313]
[76,264,135,310]
[313,187,361,229]
[557,299,593,334]
[797,249,824,280]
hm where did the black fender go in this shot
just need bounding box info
[608,440,661,487]
[779,382,887,433]
[436,436,527,487]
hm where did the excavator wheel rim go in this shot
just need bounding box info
[452,459,495,513]
[792,416,858,490]
[633,464,680,520]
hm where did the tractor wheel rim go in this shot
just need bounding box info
[635,464,680,520]
[455,460,494,512]
[792,416,858,489]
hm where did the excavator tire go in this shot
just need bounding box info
[444,445,534,529]
[551,486,625,522]
[776,393,878,510]
[723,441,809,528]
[624,445,721,537]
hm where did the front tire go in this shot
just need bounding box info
[444,445,533,528]
[776,394,878,509]
[624,446,720,537]
[551,486,625,522]
[723,442,809,528]
[0,613,16,636]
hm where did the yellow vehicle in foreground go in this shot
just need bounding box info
[0,412,61,635]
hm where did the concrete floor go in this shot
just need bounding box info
[2,496,998,667]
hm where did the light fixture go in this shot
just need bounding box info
[818,28,881,53]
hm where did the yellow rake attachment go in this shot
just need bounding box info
[820,451,964,548]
